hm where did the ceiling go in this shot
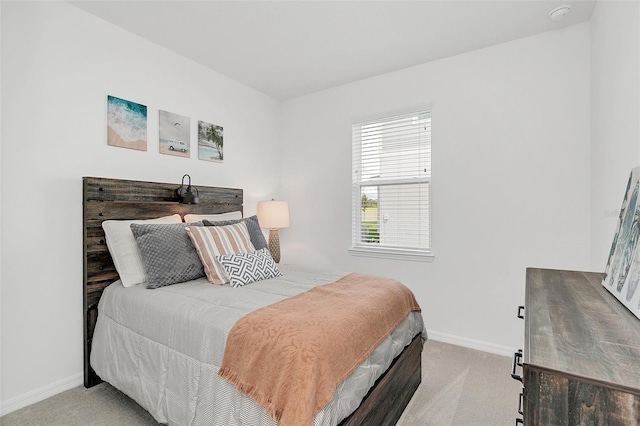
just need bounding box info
[69,1,596,100]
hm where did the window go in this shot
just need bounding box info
[350,107,433,261]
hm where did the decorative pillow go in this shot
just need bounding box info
[130,222,205,289]
[186,222,255,285]
[102,214,182,287]
[183,211,242,223]
[203,215,268,250]
[217,248,282,288]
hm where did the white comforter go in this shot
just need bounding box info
[91,266,426,426]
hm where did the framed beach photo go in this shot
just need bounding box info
[159,110,190,158]
[107,95,147,151]
[603,166,640,320]
[198,120,223,162]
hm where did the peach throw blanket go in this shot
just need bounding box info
[218,273,422,426]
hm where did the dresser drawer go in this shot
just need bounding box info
[513,305,525,424]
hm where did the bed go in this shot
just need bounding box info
[83,176,426,426]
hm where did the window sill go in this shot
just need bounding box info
[348,246,434,262]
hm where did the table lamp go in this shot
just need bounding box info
[257,200,290,263]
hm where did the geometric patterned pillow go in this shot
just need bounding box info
[186,222,255,285]
[203,215,268,250]
[216,248,282,288]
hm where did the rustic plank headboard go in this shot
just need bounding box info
[83,177,243,387]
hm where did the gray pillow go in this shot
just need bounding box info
[130,222,205,289]
[203,215,268,250]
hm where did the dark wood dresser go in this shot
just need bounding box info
[513,268,640,425]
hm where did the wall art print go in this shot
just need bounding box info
[107,95,147,151]
[603,166,640,320]
[159,110,190,158]
[198,120,223,162]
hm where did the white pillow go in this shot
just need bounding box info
[102,214,182,287]
[183,211,242,223]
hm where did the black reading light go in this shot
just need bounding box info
[176,174,200,205]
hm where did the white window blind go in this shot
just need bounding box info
[351,108,432,260]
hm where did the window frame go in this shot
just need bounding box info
[349,106,434,262]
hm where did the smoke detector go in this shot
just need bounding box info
[549,5,572,22]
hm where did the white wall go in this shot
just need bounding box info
[280,23,592,353]
[0,0,4,411]
[590,1,640,270]
[0,1,281,414]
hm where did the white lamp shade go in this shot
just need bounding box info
[257,200,290,229]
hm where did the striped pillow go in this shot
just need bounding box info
[186,222,255,285]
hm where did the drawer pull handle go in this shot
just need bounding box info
[517,305,524,319]
[518,392,524,415]
[511,349,523,382]
[514,419,524,425]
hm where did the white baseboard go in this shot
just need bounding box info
[427,330,517,358]
[0,372,83,417]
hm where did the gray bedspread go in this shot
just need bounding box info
[91,266,426,426]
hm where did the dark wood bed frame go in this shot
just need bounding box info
[83,176,422,426]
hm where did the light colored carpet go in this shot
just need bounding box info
[398,340,521,426]
[1,340,521,426]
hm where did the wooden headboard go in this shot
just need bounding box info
[83,177,243,387]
